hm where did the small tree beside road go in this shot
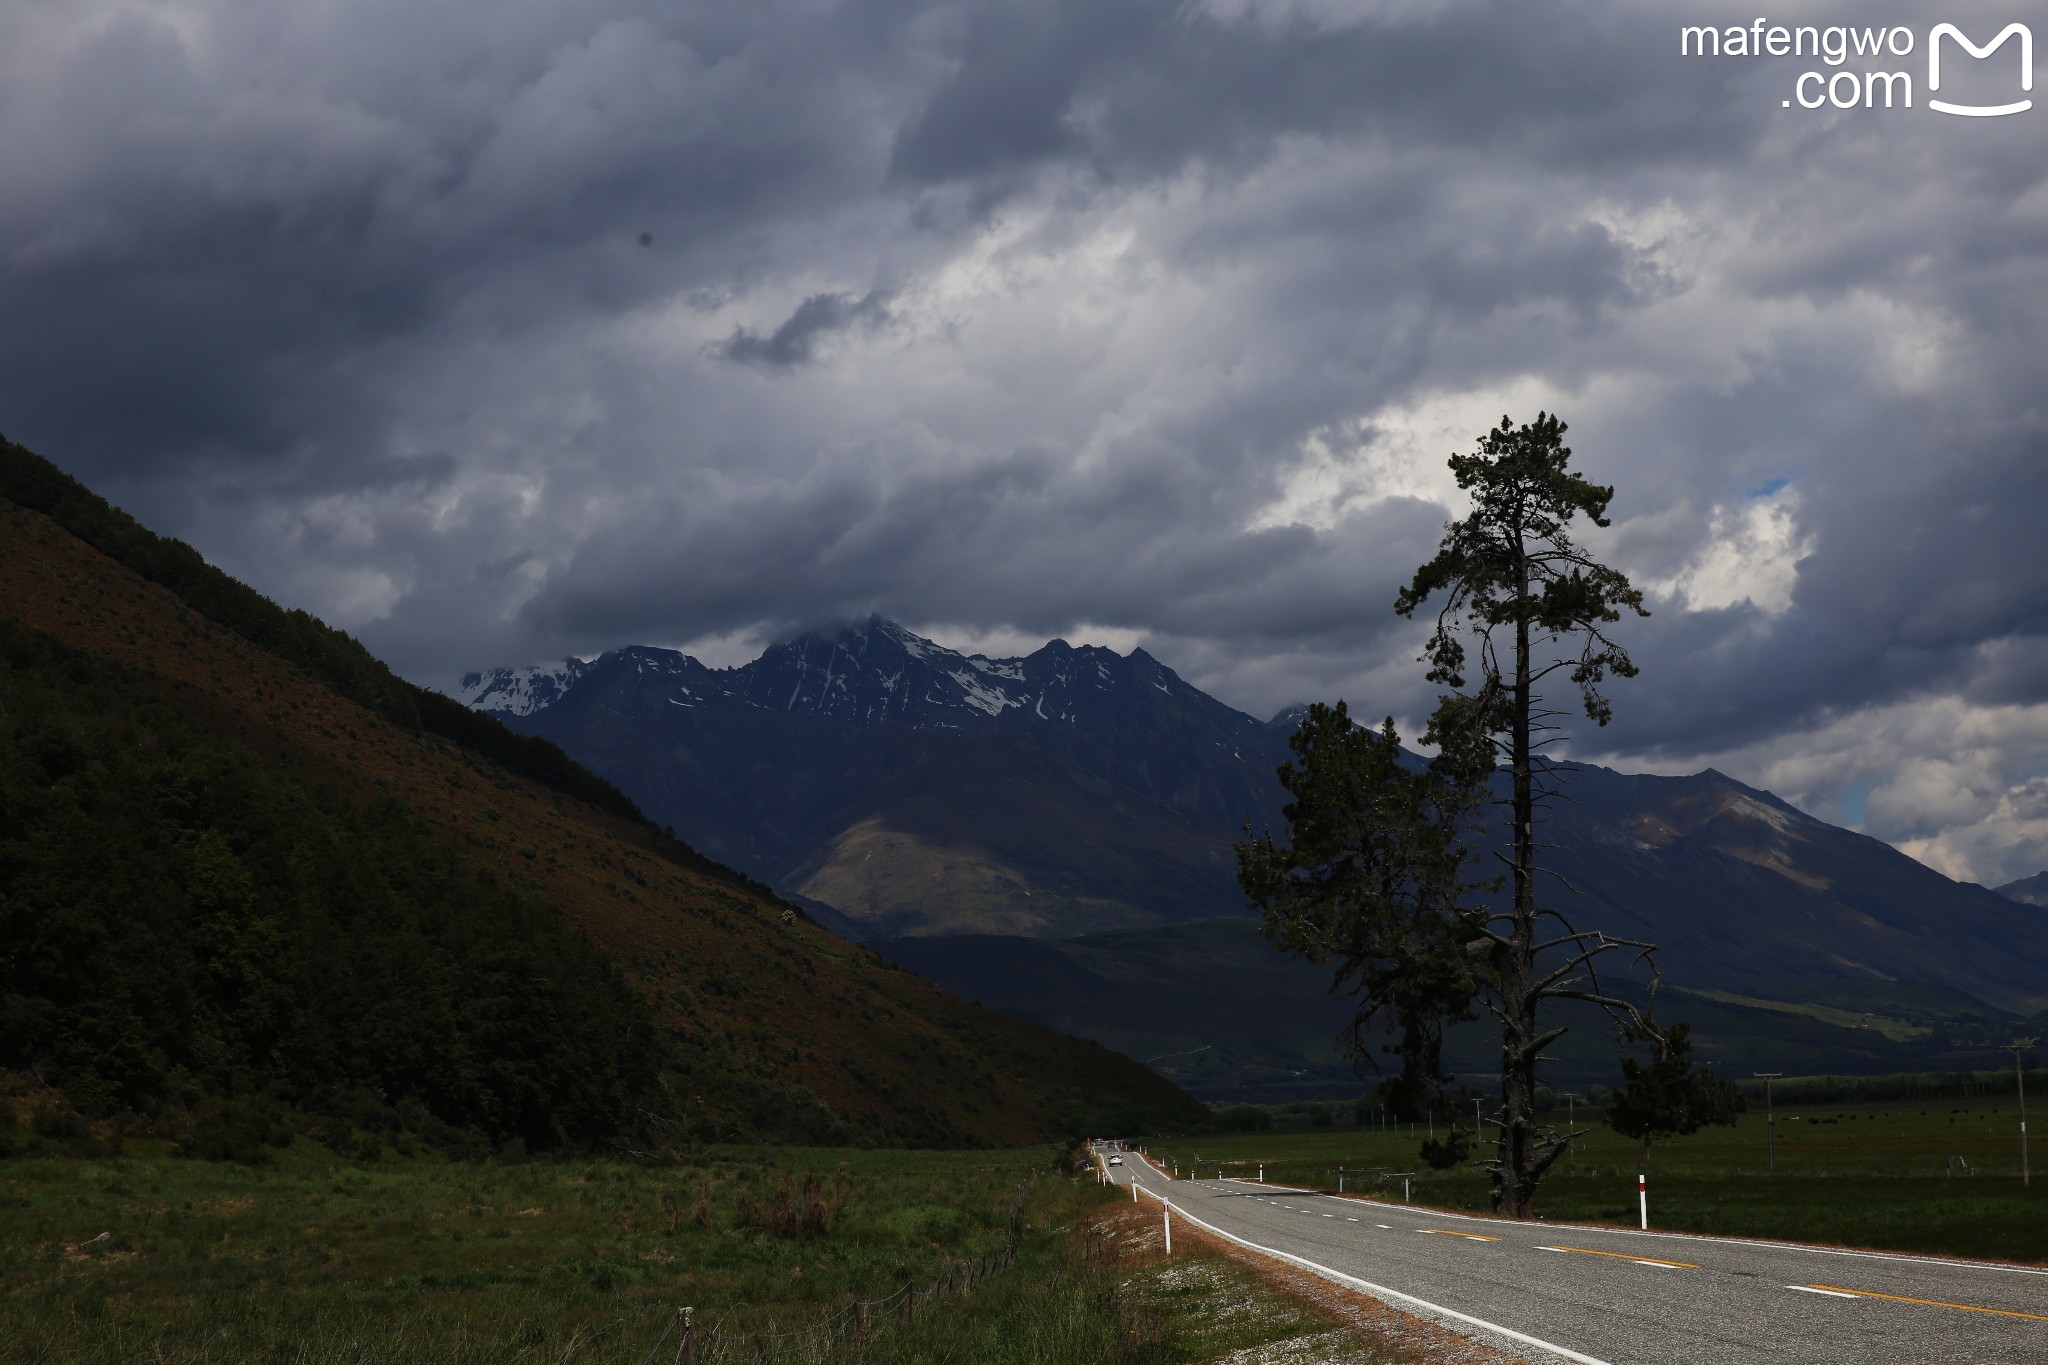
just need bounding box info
[1607,1021,1744,1164]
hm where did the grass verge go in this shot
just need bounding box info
[1088,1194,1515,1365]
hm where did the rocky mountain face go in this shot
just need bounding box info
[1520,767,2048,1013]
[470,616,2048,1014]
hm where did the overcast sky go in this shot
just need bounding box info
[6,0,2048,884]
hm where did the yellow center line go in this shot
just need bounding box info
[1538,1244,1698,1269]
[1807,1285,2048,1324]
[1421,1228,1501,1242]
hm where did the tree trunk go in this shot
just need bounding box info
[1494,559,1540,1218]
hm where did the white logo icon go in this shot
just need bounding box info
[1928,22,2032,116]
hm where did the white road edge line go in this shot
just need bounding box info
[1135,1184,1615,1365]
[1785,1286,1860,1299]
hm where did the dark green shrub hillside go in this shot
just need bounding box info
[0,435,640,815]
[0,620,660,1152]
[1,435,802,909]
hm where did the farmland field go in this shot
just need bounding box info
[1142,1099,2048,1263]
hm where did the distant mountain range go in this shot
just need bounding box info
[463,618,1277,938]
[466,617,2048,1030]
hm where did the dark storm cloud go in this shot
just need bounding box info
[6,0,2048,878]
[887,0,1763,194]
[0,0,926,475]
[719,289,892,369]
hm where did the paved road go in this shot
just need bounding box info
[1093,1144,2048,1364]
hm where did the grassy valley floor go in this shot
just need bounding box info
[0,1142,1473,1364]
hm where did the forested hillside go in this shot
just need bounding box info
[0,623,659,1155]
[0,438,1204,1154]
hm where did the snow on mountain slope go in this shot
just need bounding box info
[726,617,1032,726]
[461,615,1246,740]
[454,657,594,716]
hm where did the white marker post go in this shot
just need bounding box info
[1131,1179,1138,1203]
[1258,1164,1263,1183]
[1163,1202,1173,1254]
[1638,1173,1647,1229]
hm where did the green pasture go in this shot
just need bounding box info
[0,1141,1422,1364]
[1143,1099,2048,1263]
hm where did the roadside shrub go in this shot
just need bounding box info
[1419,1124,1472,1170]
[176,1095,291,1164]
[26,1103,117,1159]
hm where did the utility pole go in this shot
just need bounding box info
[2006,1041,2035,1187]
[1560,1091,1580,1131]
[1754,1073,1782,1171]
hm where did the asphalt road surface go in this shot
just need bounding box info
[1092,1144,2048,1364]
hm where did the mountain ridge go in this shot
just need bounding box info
[463,616,2048,1016]
[1996,870,2048,907]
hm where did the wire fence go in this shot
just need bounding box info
[637,1183,1030,1363]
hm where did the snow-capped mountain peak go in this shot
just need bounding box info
[454,658,594,716]
[457,616,1261,742]
[729,616,1032,726]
